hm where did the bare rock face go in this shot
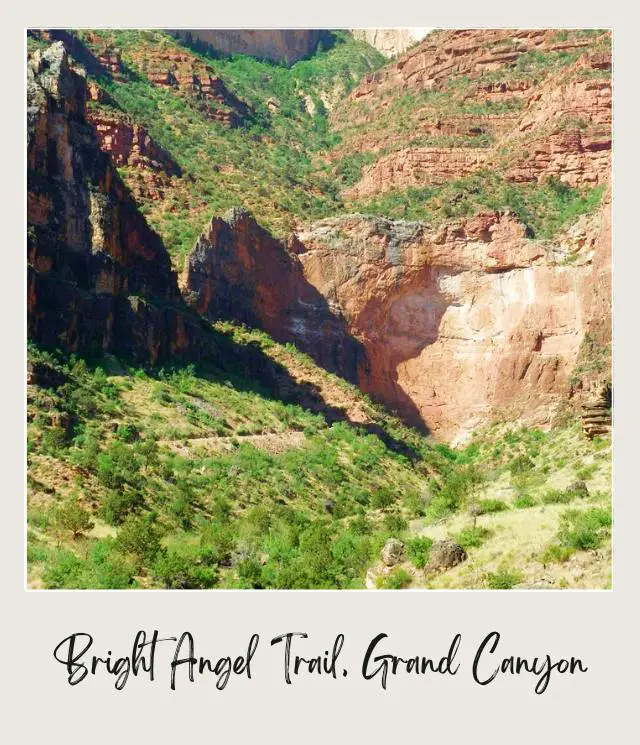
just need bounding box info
[85,109,181,201]
[345,147,490,200]
[381,538,406,567]
[168,30,331,65]
[184,195,610,442]
[27,42,203,363]
[181,208,366,382]
[424,540,467,574]
[351,29,433,58]
[294,205,610,441]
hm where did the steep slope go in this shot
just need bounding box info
[27,42,205,362]
[28,29,385,265]
[183,197,610,442]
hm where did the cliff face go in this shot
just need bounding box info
[296,206,610,442]
[27,42,202,362]
[351,29,433,58]
[181,208,365,382]
[168,30,330,65]
[29,31,611,444]
[184,201,610,442]
[340,34,611,201]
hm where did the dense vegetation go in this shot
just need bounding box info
[350,173,605,238]
[27,332,448,589]
[40,28,610,267]
[67,29,385,264]
[27,332,611,589]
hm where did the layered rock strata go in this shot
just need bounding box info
[27,42,203,363]
[184,200,610,442]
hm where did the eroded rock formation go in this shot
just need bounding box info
[351,29,433,58]
[184,198,610,442]
[181,208,365,382]
[168,30,330,65]
[27,42,203,362]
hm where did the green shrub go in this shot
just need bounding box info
[427,465,486,520]
[153,546,218,589]
[406,536,433,569]
[477,498,508,514]
[381,568,412,589]
[42,549,86,588]
[509,454,534,475]
[514,493,536,509]
[541,488,575,505]
[53,497,94,539]
[541,544,574,564]
[383,511,408,534]
[557,507,611,551]
[486,569,522,589]
[371,487,394,511]
[455,526,491,550]
[101,489,144,526]
[115,516,162,566]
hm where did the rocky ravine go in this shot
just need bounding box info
[183,196,610,443]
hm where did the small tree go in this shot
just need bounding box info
[54,497,94,539]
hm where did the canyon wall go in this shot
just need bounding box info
[350,29,433,58]
[184,202,609,442]
[181,208,366,382]
[27,42,204,363]
[168,30,330,65]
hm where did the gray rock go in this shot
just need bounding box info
[381,538,405,567]
[424,540,467,574]
[567,480,589,498]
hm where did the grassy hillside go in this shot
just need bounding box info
[34,28,610,268]
[27,326,611,589]
[27,325,447,589]
[62,29,385,265]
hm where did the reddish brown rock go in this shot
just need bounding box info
[138,51,252,126]
[27,42,204,363]
[180,208,366,382]
[344,147,489,200]
[182,197,610,442]
[86,109,181,200]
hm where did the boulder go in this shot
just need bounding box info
[381,538,405,567]
[424,540,467,574]
[567,480,589,498]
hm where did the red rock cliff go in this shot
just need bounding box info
[27,42,204,362]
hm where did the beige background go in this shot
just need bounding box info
[4,1,638,741]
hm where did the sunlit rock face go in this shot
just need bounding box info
[167,30,331,65]
[184,200,609,443]
[350,29,434,58]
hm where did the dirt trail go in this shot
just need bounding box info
[159,429,307,455]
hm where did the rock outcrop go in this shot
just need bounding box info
[180,208,365,382]
[333,30,611,205]
[351,29,433,58]
[136,50,252,126]
[424,540,467,573]
[381,538,406,566]
[85,108,181,200]
[345,147,490,200]
[27,42,203,363]
[168,30,331,65]
[184,196,610,442]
